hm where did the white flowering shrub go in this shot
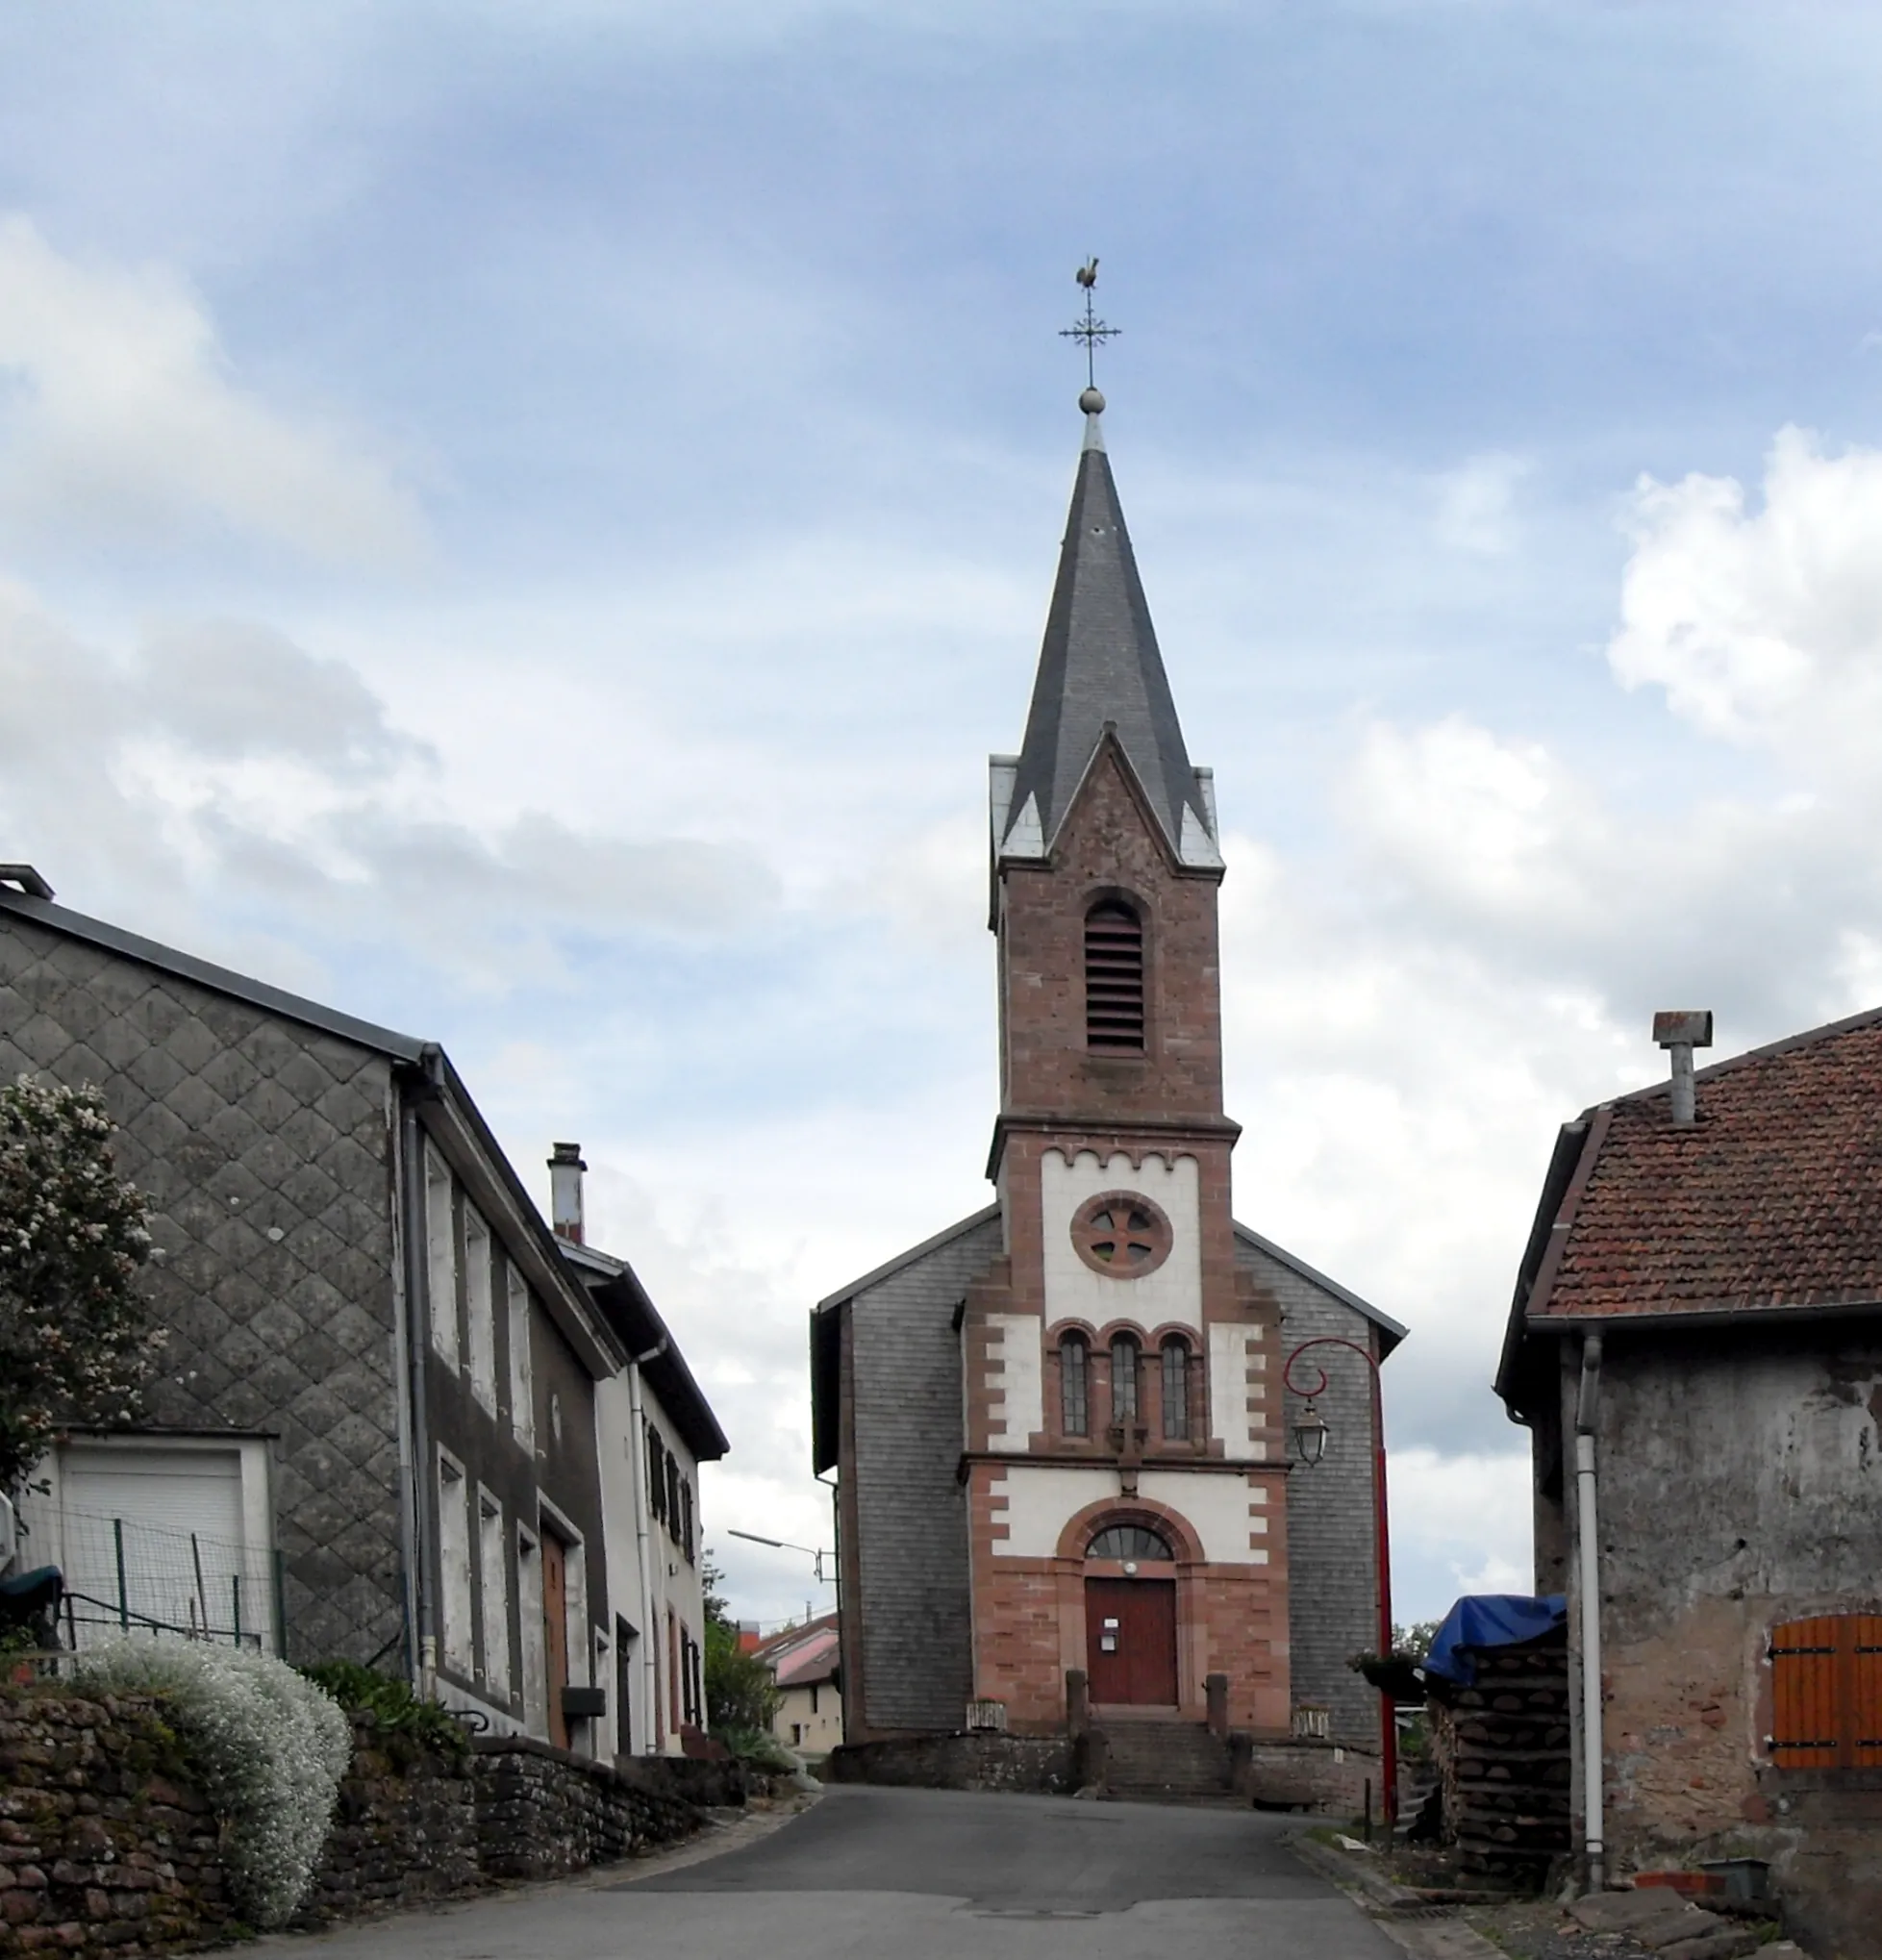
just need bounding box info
[76,1638,353,1927]
[0,1074,156,1495]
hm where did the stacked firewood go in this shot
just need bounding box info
[1424,1630,1570,1880]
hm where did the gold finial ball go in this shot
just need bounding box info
[1079,387,1106,415]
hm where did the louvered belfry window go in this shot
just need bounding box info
[1769,1615,1882,1768]
[1085,899,1145,1050]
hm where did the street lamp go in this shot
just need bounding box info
[1292,1398,1329,1468]
[725,1527,834,1585]
[1284,1335,1396,1832]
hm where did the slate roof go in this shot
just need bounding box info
[1002,411,1216,862]
[1515,1005,1882,1333]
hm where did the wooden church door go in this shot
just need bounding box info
[1086,1577,1178,1705]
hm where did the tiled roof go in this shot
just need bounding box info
[1532,1006,1882,1319]
[755,1615,840,1688]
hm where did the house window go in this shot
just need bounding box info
[1061,1335,1090,1437]
[1769,1615,1882,1767]
[1084,898,1144,1050]
[425,1148,459,1369]
[811,1683,819,1715]
[681,1476,695,1564]
[790,1721,802,1746]
[665,1452,682,1546]
[478,1489,511,1700]
[437,1452,472,1675]
[464,1203,496,1414]
[507,1265,535,1449]
[646,1427,666,1523]
[1161,1337,1192,1440]
[1110,1336,1141,1428]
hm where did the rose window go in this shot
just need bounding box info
[1069,1191,1173,1278]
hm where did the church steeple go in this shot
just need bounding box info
[993,396,1222,870]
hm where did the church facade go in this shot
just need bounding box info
[810,393,1403,1769]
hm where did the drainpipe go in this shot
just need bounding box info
[1575,1332,1605,1893]
[400,1086,439,1696]
[627,1339,667,1754]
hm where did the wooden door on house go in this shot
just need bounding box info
[542,1528,569,1750]
[1086,1577,1178,1705]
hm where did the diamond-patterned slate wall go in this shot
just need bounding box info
[0,914,409,1667]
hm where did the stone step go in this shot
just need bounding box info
[1099,1721,1235,1799]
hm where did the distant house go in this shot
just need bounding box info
[0,867,724,1765]
[548,1145,729,1759]
[1497,1007,1882,1952]
[755,1614,841,1758]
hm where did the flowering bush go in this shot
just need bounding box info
[0,1075,156,1495]
[76,1638,352,1927]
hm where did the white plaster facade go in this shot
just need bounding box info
[986,1313,1044,1448]
[1208,1321,1268,1460]
[1041,1149,1202,1333]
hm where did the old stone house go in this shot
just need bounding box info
[809,395,1403,1795]
[0,866,723,1762]
[1497,1007,1882,1952]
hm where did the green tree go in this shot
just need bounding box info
[700,1553,782,1739]
[1393,1620,1442,1661]
[0,1077,156,1496]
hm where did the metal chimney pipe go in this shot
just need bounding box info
[1652,1013,1714,1127]
[548,1142,587,1243]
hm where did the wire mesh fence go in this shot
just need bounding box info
[18,1505,283,1656]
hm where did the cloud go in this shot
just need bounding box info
[0,588,775,992]
[1388,1448,1535,1621]
[1610,426,1882,766]
[1433,451,1531,555]
[0,217,426,565]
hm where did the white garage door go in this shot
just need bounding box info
[58,1446,269,1649]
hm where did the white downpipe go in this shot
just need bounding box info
[1575,1334,1605,1893]
[627,1342,665,1755]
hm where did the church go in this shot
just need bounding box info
[810,380,1404,1796]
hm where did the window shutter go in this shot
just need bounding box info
[1769,1614,1882,1768]
[1084,901,1144,1050]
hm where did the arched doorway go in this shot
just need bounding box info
[1084,1521,1178,1707]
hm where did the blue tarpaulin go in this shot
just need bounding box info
[1423,1594,1567,1686]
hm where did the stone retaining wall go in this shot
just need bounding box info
[0,1692,231,1956]
[0,1688,718,1956]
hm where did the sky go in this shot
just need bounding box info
[7,0,1882,1627]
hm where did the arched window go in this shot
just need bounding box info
[1087,1522,1174,1561]
[1060,1335,1090,1438]
[1110,1335,1141,1427]
[1084,899,1144,1051]
[1161,1337,1192,1441]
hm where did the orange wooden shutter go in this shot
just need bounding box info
[1852,1616,1882,1768]
[1769,1616,1841,1769]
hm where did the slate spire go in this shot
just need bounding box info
[1000,396,1218,866]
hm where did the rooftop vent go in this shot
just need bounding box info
[1653,1011,1714,1127]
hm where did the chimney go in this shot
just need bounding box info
[548,1143,587,1243]
[1652,1012,1714,1127]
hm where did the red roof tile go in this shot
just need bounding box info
[1534,1007,1882,1319]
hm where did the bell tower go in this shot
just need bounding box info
[960,386,1289,1734]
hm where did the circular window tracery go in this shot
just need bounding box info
[1069,1191,1173,1278]
[1086,1522,1174,1561]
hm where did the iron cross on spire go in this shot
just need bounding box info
[1061,258,1119,394]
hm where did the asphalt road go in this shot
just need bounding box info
[275,1786,1406,1960]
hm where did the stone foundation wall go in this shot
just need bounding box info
[1237,1734,1377,1814]
[825,1731,1080,1793]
